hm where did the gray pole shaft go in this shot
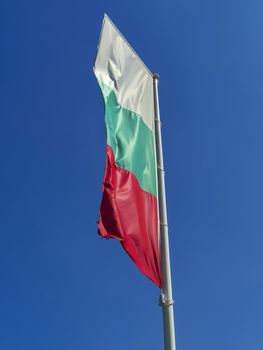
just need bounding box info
[153,74,176,350]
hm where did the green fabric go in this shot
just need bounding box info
[99,82,157,197]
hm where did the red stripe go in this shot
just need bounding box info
[98,145,161,287]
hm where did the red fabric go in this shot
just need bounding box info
[98,145,161,287]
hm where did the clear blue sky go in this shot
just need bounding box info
[1,1,263,349]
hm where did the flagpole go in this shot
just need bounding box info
[153,74,176,350]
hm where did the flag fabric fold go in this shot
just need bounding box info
[94,15,161,287]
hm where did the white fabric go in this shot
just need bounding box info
[94,15,154,131]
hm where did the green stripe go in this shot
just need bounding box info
[98,82,157,197]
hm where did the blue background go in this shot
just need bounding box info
[1,1,263,349]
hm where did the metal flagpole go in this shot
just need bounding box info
[153,74,176,350]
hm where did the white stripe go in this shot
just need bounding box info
[94,15,154,131]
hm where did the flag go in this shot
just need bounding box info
[94,15,161,287]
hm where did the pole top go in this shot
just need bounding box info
[153,73,160,80]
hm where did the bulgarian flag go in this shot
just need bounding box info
[94,15,161,287]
